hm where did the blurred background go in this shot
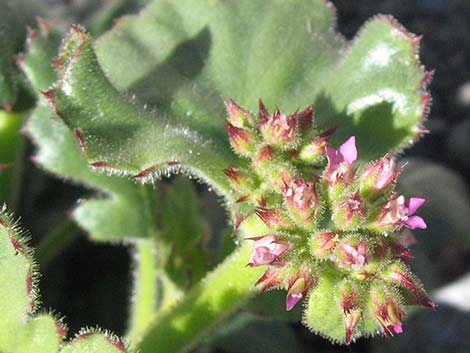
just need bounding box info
[1,0,469,352]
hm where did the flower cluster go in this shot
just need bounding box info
[224,98,434,343]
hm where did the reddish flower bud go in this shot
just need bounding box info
[248,235,289,267]
[334,192,365,229]
[255,208,291,230]
[224,97,254,128]
[344,308,362,344]
[224,165,253,190]
[260,107,298,146]
[370,286,406,336]
[256,268,284,293]
[360,157,402,199]
[255,145,274,165]
[310,231,339,257]
[284,178,318,226]
[382,263,436,309]
[226,122,257,156]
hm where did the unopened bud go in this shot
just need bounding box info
[226,122,257,156]
[310,231,338,257]
[224,97,254,128]
[284,178,318,228]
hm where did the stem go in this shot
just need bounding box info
[126,239,158,343]
[35,219,81,268]
[0,111,24,208]
[136,238,264,353]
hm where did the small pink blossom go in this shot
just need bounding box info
[326,136,357,185]
[339,240,368,269]
[248,235,289,267]
[284,179,318,221]
[286,273,314,311]
[337,192,364,226]
[379,195,427,230]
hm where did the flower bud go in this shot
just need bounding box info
[284,178,318,228]
[226,122,257,156]
[255,208,291,230]
[333,192,364,230]
[260,105,298,147]
[310,231,339,257]
[336,239,368,269]
[338,281,362,343]
[256,268,284,293]
[286,272,314,311]
[248,235,289,267]
[369,286,406,336]
[298,136,329,163]
[360,157,401,200]
[224,97,254,128]
[382,262,436,309]
[224,165,254,191]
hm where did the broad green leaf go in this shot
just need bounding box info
[0,0,45,109]
[44,0,428,199]
[0,206,132,353]
[0,207,61,353]
[60,332,129,353]
[22,23,156,242]
[160,177,212,288]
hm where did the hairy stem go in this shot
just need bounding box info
[126,239,158,344]
[35,219,81,268]
[136,235,264,353]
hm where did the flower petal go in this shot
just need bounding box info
[407,197,426,215]
[286,292,303,311]
[339,136,357,164]
[405,215,427,229]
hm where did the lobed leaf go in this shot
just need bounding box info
[42,0,429,200]
[0,205,132,353]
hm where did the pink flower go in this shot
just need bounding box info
[379,195,427,230]
[326,136,357,185]
[248,235,289,267]
[284,179,318,222]
[286,273,314,311]
[338,240,368,269]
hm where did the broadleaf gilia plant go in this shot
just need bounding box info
[0,0,435,352]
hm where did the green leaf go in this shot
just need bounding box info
[60,332,129,353]
[0,205,132,353]
[0,0,45,109]
[160,177,212,288]
[22,25,156,242]
[0,206,61,353]
[43,0,428,198]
